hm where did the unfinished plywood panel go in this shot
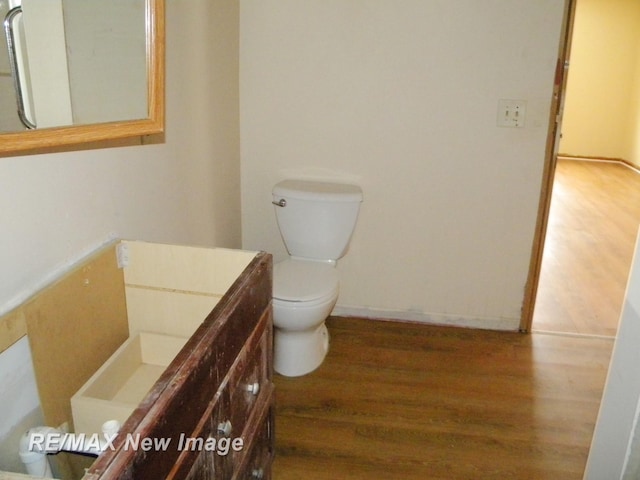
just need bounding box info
[24,245,129,431]
[0,308,27,354]
[71,332,187,435]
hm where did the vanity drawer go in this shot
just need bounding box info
[227,329,269,438]
[173,390,230,479]
[171,309,272,479]
[239,408,274,480]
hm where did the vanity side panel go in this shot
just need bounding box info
[124,287,219,338]
[122,240,258,294]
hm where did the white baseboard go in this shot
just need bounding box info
[332,305,520,331]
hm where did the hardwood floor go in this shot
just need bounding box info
[533,158,640,336]
[273,317,613,480]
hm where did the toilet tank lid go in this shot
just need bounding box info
[273,180,363,202]
[273,259,339,302]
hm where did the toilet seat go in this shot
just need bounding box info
[273,293,336,309]
[273,259,339,303]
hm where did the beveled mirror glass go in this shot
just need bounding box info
[0,0,164,155]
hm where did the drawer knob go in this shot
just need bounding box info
[217,420,232,436]
[246,382,260,395]
[251,468,264,479]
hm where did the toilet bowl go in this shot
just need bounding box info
[271,179,363,377]
[273,259,339,376]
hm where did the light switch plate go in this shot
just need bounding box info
[497,99,526,128]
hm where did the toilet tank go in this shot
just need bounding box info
[272,180,363,261]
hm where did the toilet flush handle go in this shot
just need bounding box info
[272,199,286,207]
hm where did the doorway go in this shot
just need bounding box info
[524,0,640,335]
[532,158,640,336]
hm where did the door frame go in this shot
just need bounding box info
[519,0,577,332]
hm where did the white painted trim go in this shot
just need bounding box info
[531,328,616,341]
[557,156,640,174]
[332,305,520,331]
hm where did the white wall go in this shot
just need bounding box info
[585,231,640,479]
[240,0,565,330]
[631,9,640,168]
[0,338,42,473]
[0,0,240,471]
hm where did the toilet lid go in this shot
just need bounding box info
[274,259,339,302]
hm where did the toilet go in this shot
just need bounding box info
[272,179,363,377]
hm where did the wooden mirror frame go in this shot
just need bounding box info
[0,0,165,156]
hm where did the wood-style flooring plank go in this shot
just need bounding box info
[273,317,613,480]
[533,159,640,336]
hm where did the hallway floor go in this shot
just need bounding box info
[533,158,640,337]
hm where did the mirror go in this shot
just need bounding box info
[0,0,164,155]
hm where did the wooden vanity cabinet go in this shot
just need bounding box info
[84,252,274,480]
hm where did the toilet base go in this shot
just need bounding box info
[274,322,329,377]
